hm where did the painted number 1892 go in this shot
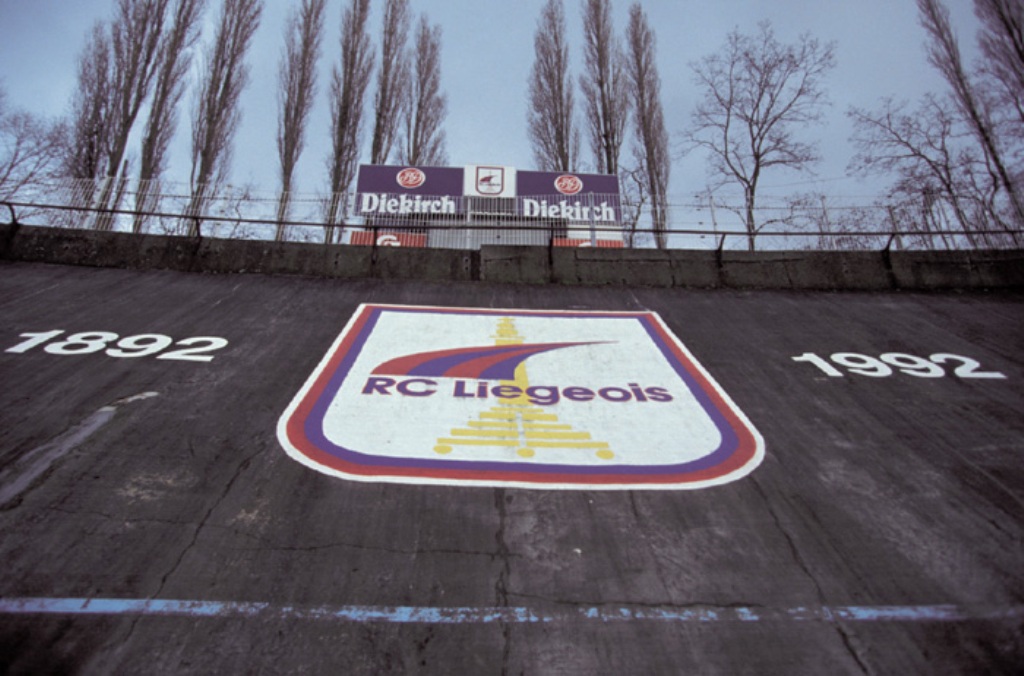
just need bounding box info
[792,352,1006,379]
[5,330,229,362]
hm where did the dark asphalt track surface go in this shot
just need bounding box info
[0,260,1022,673]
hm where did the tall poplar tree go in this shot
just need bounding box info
[918,0,1024,227]
[369,0,410,165]
[63,1,171,229]
[186,0,263,236]
[325,0,374,241]
[625,3,670,248]
[275,0,326,241]
[399,16,448,166]
[134,0,207,233]
[580,0,628,175]
[95,0,171,230]
[64,23,113,185]
[527,0,579,172]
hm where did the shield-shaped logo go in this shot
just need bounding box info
[475,167,504,195]
[278,304,764,490]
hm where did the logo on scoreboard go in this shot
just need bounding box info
[555,174,583,195]
[277,304,763,490]
[396,167,426,189]
[474,166,505,195]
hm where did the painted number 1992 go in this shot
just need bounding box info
[5,330,229,362]
[792,352,1006,379]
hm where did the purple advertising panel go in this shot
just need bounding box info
[356,165,464,196]
[516,170,620,224]
[515,170,619,197]
[356,165,463,219]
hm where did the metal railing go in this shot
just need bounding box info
[3,177,1022,252]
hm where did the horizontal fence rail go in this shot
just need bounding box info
[2,177,1022,252]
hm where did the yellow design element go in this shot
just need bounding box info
[433,317,613,461]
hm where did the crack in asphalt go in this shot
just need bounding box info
[751,476,871,675]
[151,447,265,597]
[493,488,513,676]
[115,445,265,651]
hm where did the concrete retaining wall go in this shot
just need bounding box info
[482,244,1024,290]
[2,223,1022,290]
[0,224,483,282]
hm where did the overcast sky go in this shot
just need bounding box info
[0,0,984,215]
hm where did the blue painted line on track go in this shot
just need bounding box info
[0,598,1022,624]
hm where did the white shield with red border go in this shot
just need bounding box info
[278,304,764,490]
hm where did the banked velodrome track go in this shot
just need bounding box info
[0,238,1022,672]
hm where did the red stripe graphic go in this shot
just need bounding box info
[372,342,597,380]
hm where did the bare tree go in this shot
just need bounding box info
[767,192,883,251]
[61,23,115,228]
[848,95,1016,247]
[975,0,1024,131]
[686,21,836,251]
[399,16,448,166]
[64,23,113,183]
[275,0,326,241]
[93,0,171,230]
[625,3,669,248]
[974,0,1024,237]
[528,0,579,172]
[134,0,207,233]
[0,87,66,203]
[105,0,170,182]
[186,0,263,237]
[324,0,375,241]
[918,0,1024,227]
[370,0,410,165]
[580,0,628,175]
[617,167,648,247]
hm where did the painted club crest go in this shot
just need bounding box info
[475,166,505,195]
[277,304,764,490]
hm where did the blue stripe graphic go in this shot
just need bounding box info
[0,598,1021,624]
